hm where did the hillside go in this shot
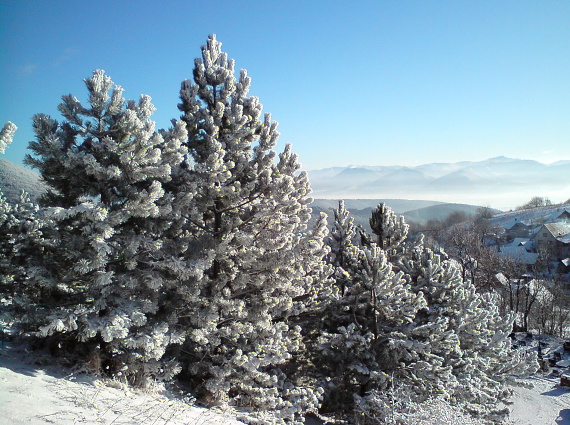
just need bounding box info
[311,198,443,214]
[311,199,491,231]
[403,203,496,225]
[489,204,570,232]
[0,158,46,202]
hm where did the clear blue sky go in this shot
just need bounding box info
[1,0,569,171]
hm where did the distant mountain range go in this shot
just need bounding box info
[307,157,570,210]
[2,156,569,213]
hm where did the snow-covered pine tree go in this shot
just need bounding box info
[398,239,538,420]
[369,202,409,252]
[0,122,19,294]
[0,192,17,299]
[327,200,360,296]
[317,204,536,423]
[176,35,328,423]
[315,201,426,417]
[0,191,42,319]
[22,70,189,385]
[0,124,44,327]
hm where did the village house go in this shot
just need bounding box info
[544,208,570,225]
[534,222,570,260]
[497,237,537,267]
[505,220,532,240]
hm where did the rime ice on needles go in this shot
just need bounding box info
[315,202,537,423]
[369,202,409,252]
[22,69,189,386]
[0,121,17,154]
[176,34,327,423]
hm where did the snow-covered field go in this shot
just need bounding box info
[1,341,569,425]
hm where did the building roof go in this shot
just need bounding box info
[498,244,538,264]
[549,208,570,223]
[512,238,531,246]
[544,222,570,240]
[503,220,532,231]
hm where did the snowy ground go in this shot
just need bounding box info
[507,376,570,425]
[1,340,569,425]
[0,342,244,425]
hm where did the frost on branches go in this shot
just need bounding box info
[316,201,425,416]
[398,242,538,419]
[315,202,537,423]
[369,202,409,256]
[0,123,44,329]
[2,36,540,425]
[22,70,189,385]
[0,187,44,332]
[176,35,328,423]
[0,121,17,154]
[0,191,42,318]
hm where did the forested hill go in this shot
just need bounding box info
[311,198,490,230]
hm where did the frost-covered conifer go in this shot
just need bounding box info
[398,240,538,419]
[176,35,328,423]
[0,123,43,324]
[23,70,189,385]
[0,191,41,303]
[0,124,18,292]
[315,201,426,415]
[327,200,360,296]
[369,202,408,251]
[0,121,17,154]
[317,205,536,423]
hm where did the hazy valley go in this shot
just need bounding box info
[308,156,570,211]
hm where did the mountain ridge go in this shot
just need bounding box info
[307,157,570,210]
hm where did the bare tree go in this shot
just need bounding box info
[530,279,570,338]
[516,196,552,210]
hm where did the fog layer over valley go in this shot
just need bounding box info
[308,156,570,211]
[4,155,568,213]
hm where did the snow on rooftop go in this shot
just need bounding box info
[545,222,570,237]
[498,243,538,264]
[512,238,531,246]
